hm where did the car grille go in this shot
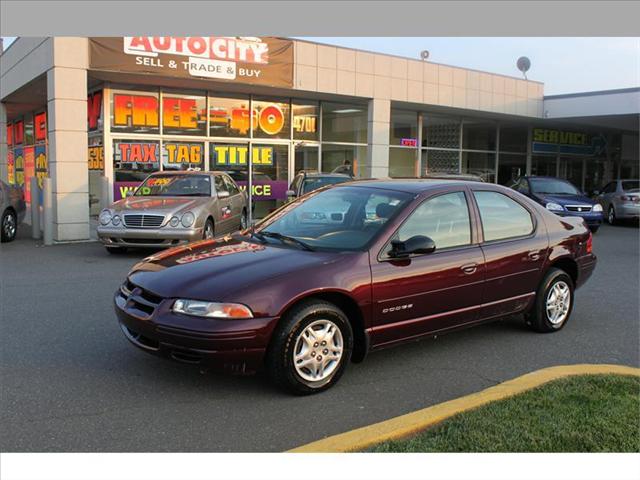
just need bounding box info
[565,205,592,213]
[118,279,164,318]
[124,214,165,228]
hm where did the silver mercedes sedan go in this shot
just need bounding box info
[97,171,248,253]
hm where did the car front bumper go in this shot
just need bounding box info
[114,283,279,374]
[98,226,203,248]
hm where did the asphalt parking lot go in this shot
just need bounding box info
[1,222,638,452]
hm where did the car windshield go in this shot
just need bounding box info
[301,176,350,194]
[529,178,580,195]
[255,186,413,251]
[622,181,640,192]
[134,175,211,197]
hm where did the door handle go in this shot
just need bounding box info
[460,263,477,275]
[528,251,540,261]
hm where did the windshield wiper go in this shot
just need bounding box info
[258,231,315,251]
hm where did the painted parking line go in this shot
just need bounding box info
[289,364,640,453]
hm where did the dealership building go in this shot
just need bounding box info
[0,36,638,242]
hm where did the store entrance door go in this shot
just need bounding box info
[559,156,585,191]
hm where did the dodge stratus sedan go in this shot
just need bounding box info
[98,171,247,253]
[115,179,596,394]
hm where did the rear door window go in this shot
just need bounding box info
[474,191,534,242]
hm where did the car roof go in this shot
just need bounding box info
[148,170,223,176]
[298,171,352,178]
[334,178,497,194]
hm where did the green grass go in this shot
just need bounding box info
[368,374,640,453]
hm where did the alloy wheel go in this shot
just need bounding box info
[293,319,344,383]
[3,212,16,239]
[545,280,571,325]
[204,222,214,239]
[608,207,615,225]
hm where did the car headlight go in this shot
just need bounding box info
[181,212,195,228]
[172,299,253,319]
[169,216,180,227]
[592,204,603,212]
[99,209,112,225]
[545,202,564,212]
[112,215,121,226]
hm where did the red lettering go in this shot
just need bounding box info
[87,91,102,130]
[129,144,142,162]
[118,143,130,161]
[142,144,156,162]
[14,121,24,144]
[34,112,47,141]
[129,37,152,51]
[187,37,207,55]
[7,124,13,147]
[153,37,172,51]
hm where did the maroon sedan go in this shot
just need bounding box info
[115,180,596,394]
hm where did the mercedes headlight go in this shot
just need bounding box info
[545,202,564,212]
[99,209,112,225]
[592,204,603,212]
[172,299,253,319]
[181,212,195,228]
[169,216,180,227]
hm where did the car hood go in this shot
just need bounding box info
[534,193,595,206]
[128,236,337,300]
[111,196,207,215]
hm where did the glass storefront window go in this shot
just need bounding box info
[295,145,319,173]
[498,154,527,186]
[252,98,291,140]
[422,149,459,175]
[531,155,557,177]
[390,110,418,146]
[500,125,528,153]
[111,90,160,134]
[113,139,160,200]
[422,115,460,148]
[208,95,250,138]
[463,120,497,151]
[322,102,367,144]
[292,101,319,141]
[23,113,34,145]
[162,141,204,171]
[389,148,417,177]
[321,144,366,176]
[461,151,496,182]
[162,92,207,136]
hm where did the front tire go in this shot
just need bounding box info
[105,246,128,254]
[607,205,617,225]
[527,268,574,333]
[240,209,248,230]
[203,218,215,239]
[266,300,353,395]
[1,208,17,242]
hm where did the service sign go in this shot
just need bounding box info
[90,37,293,88]
[532,128,607,156]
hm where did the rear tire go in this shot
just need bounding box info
[1,208,17,243]
[527,268,574,333]
[203,218,215,239]
[106,246,128,254]
[240,209,248,230]
[589,225,600,234]
[266,300,353,395]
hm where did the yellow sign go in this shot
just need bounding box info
[164,143,202,164]
[88,146,105,170]
[213,145,273,166]
[533,129,588,146]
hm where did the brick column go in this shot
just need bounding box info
[0,102,7,183]
[365,98,390,178]
[46,41,89,241]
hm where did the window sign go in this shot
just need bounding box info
[7,123,14,147]
[14,147,24,186]
[162,94,207,135]
[532,128,607,156]
[111,91,160,134]
[208,96,251,137]
[211,144,274,167]
[88,91,103,131]
[88,145,105,171]
[113,140,160,200]
[252,99,290,139]
[23,146,35,202]
[162,141,204,170]
[7,151,15,184]
[35,144,48,205]
[34,112,47,142]
[14,120,24,145]
[292,102,318,141]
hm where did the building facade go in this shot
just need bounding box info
[1,37,638,242]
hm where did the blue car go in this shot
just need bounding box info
[511,176,603,232]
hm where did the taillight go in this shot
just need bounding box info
[620,195,639,202]
[586,231,593,254]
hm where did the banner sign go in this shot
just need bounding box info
[114,181,142,201]
[90,37,293,88]
[88,145,105,170]
[34,112,47,141]
[23,146,35,203]
[88,91,103,131]
[7,151,15,184]
[35,145,47,189]
[236,180,288,201]
[13,148,24,186]
[212,145,274,166]
[532,128,607,156]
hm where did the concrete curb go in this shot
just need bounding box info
[289,364,640,453]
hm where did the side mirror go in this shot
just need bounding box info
[390,235,436,258]
[217,190,230,199]
[286,189,295,197]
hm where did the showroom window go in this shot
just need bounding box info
[389,148,417,177]
[321,144,366,176]
[499,125,528,153]
[162,141,204,171]
[462,119,497,151]
[252,97,291,140]
[322,102,368,144]
[162,91,207,136]
[422,149,460,175]
[390,110,418,146]
[110,89,160,135]
[292,101,319,141]
[112,139,160,200]
[208,95,251,138]
[461,151,496,183]
[498,154,527,186]
[531,155,557,177]
[422,114,460,149]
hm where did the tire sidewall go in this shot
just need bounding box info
[203,218,215,239]
[536,269,574,332]
[1,209,17,242]
[276,303,353,394]
[608,205,616,225]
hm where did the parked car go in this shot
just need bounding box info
[511,176,603,232]
[115,179,596,394]
[0,180,26,243]
[594,179,640,225]
[287,171,353,199]
[98,171,247,253]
